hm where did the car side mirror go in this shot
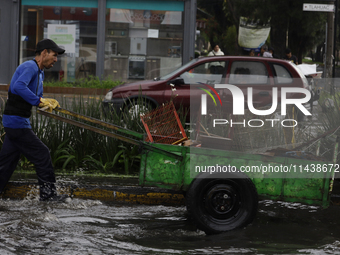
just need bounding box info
[168,77,185,86]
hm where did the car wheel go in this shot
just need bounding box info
[186,172,258,235]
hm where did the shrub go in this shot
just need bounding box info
[44,76,123,89]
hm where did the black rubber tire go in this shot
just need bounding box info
[186,172,258,235]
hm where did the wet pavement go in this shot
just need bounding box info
[1,180,340,254]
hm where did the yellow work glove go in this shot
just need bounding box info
[43,98,60,109]
[38,98,60,112]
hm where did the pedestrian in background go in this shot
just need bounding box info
[260,44,273,58]
[269,46,279,58]
[208,44,225,74]
[208,44,224,57]
[0,39,69,202]
[284,48,298,64]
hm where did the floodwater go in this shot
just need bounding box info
[1,195,340,255]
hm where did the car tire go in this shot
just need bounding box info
[186,172,258,235]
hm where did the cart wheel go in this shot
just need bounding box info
[186,172,258,235]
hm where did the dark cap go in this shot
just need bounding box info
[35,39,65,54]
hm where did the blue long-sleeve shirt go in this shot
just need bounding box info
[3,60,44,129]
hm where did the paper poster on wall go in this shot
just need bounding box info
[148,29,159,38]
[47,24,76,54]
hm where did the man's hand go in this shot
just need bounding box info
[44,98,60,109]
[38,98,60,112]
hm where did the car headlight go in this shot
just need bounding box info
[104,91,113,100]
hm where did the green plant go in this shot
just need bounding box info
[82,154,115,173]
[52,140,78,170]
[16,156,35,171]
[27,93,148,175]
[116,145,141,175]
[44,76,123,89]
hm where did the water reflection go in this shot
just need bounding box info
[0,198,340,254]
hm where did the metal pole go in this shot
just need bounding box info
[183,0,197,64]
[96,0,106,80]
[324,23,328,78]
[333,0,338,79]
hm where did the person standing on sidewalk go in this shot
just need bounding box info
[283,48,298,65]
[0,38,69,202]
[208,45,225,74]
[259,44,272,58]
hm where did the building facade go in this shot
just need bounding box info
[0,0,197,84]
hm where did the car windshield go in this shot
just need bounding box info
[159,58,200,80]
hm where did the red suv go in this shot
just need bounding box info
[102,56,314,120]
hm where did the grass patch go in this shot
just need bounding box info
[302,58,323,66]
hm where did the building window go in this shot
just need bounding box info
[20,1,184,83]
[104,9,184,82]
[20,4,98,82]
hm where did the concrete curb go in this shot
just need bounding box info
[1,182,185,205]
[3,180,340,206]
[0,85,109,95]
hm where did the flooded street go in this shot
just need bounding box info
[1,197,340,254]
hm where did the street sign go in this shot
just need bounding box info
[303,3,335,12]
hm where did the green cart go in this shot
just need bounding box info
[38,108,338,235]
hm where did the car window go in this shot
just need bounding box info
[273,64,293,84]
[179,62,226,85]
[160,58,199,80]
[229,61,268,85]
